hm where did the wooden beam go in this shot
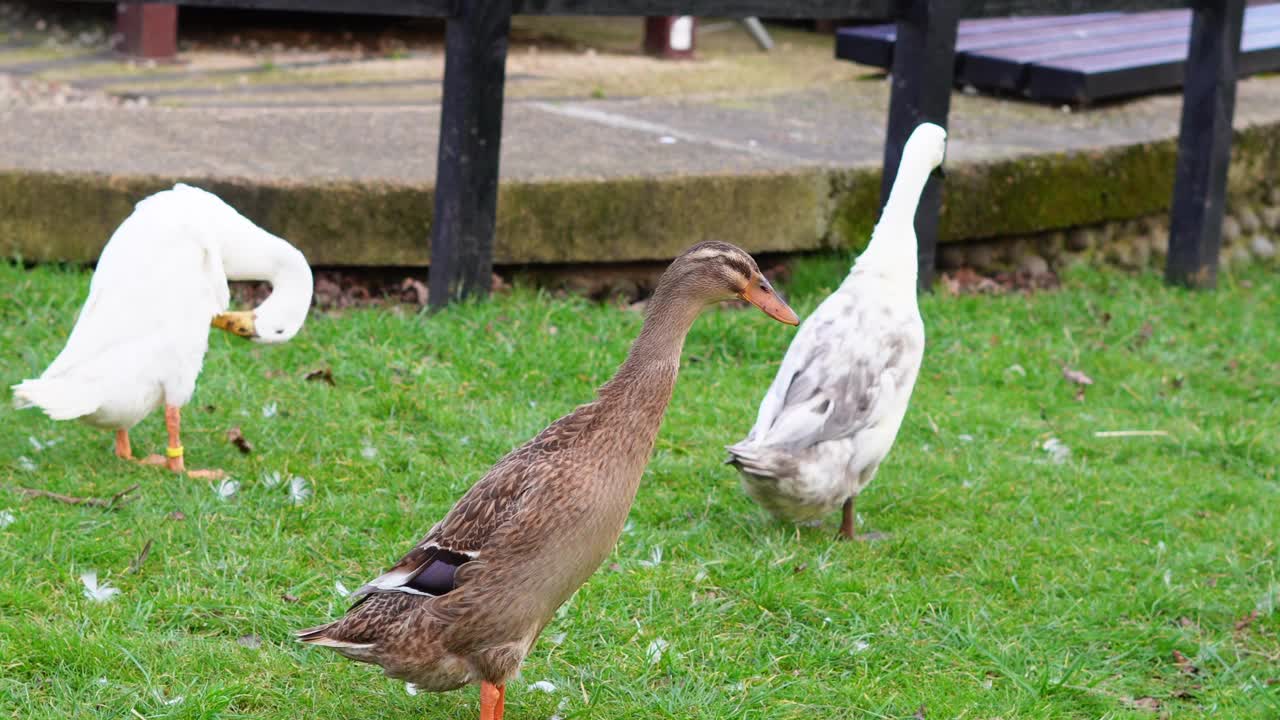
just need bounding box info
[87,0,460,16]
[880,0,959,292]
[66,0,1195,18]
[1165,0,1246,288]
[643,16,697,59]
[428,0,513,307]
[115,3,178,59]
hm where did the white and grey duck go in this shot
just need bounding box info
[727,122,947,540]
[298,241,799,720]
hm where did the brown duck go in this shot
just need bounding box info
[297,241,799,719]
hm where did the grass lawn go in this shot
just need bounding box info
[0,257,1277,719]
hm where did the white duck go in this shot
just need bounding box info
[12,183,313,477]
[727,123,946,540]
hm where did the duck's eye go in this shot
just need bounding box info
[275,329,285,335]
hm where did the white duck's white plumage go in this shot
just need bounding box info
[12,183,313,439]
[727,123,947,536]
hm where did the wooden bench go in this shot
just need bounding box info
[838,0,1255,289]
[64,1,1238,301]
[838,4,1280,103]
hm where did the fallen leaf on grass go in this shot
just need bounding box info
[226,427,253,455]
[281,593,299,603]
[1135,321,1154,347]
[1172,649,1200,675]
[400,277,428,305]
[237,634,262,649]
[1235,610,1260,631]
[128,539,153,574]
[912,705,927,719]
[1127,696,1161,712]
[80,571,121,603]
[1062,365,1094,386]
[168,510,186,521]
[304,367,336,386]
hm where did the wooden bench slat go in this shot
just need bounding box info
[835,12,1120,69]
[1026,25,1280,101]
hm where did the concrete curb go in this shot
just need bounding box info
[3,119,1278,267]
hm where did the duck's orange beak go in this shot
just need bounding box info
[739,276,799,326]
[211,310,257,339]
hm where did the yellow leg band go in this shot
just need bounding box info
[165,446,184,459]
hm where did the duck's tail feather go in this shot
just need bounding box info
[725,442,790,480]
[11,378,100,421]
[296,621,379,662]
[296,622,373,649]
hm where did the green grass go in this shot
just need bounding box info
[1,257,1277,719]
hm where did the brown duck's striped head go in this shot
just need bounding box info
[659,241,799,325]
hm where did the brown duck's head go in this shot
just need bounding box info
[661,241,799,325]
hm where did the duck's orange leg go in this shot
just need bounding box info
[163,404,185,473]
[114,430,132,460]
[479,681,505,720]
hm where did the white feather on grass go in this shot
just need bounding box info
[528,680,557,693]
[288,476,311,505]
[80,571,121,603]
[646,638,669,665]
[216,479,240,499]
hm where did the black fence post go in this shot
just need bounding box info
[880,0,959,292]
[428,0,513,308]
[1165,0,1246,289]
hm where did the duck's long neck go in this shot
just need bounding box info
[597,283,704,470]
[220,224,313,317]
[856,157,933,281]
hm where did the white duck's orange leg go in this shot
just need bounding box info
[140,405,224,479]
[163,404,185,473]
[114,430,132,460]
[479,681,505,720]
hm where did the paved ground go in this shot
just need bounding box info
[2,3,1280,265]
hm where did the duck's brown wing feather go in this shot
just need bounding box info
[350,401,602,603]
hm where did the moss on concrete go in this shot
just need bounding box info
[829,121,1280,247]
[4,120,1279,267]
[0,170,827,266]
[935,139,1179,242]
[495,172,831,263]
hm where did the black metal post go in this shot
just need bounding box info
[880,0,958,292]
[1165,0,1246,289]
[428,0,513,308]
